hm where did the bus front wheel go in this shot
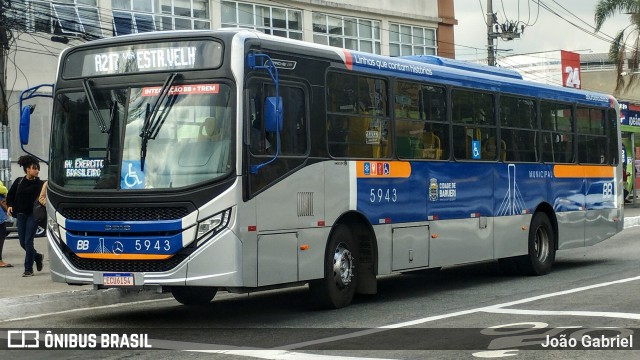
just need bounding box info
[171,286,218,306]
[309,224,358,309]
[517,212,555,275]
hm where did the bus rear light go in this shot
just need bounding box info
[428,215,438,221]
[317,220,325,226]
[378,218,391,224]
[248,226,257,232]
[471,213,480,218]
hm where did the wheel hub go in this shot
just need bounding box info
[332,243,354,288]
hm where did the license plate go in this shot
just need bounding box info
[102,273,134,286]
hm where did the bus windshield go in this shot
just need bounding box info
[50,83,233,190]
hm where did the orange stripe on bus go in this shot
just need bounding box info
[553,165,614,178]
[76,253,171,260]
[356,161,411,178]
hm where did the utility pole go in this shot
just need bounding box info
[487,0,495,66]
[0,0,7,127]
[486,0,523,66]
[0,0,10,183]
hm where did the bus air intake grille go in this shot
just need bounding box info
[64,251,188,272]
[61,207,189,221]
[297,192,314,217]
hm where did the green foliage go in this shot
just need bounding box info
[594,0,640,94]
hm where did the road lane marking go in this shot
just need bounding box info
[485,308,640,320]
[480,274,640,310]
[2,275,639,360]
[279,275,640,350]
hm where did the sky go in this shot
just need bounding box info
[453,0,633,61]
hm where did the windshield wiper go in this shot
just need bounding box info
[105,101,118,165]
[82,79,108,133]
[140,73,179,171]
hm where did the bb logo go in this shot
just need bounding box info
[77,240,90,251]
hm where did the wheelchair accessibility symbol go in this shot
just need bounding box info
[472,140,481,159]
[120,160,144,189]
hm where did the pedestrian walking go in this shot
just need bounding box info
[6,155,45,277]
[0,180,11,268]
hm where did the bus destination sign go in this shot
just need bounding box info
[94,47,197,74]
[63,40,223,78]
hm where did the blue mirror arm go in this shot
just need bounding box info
[19,84,54,111]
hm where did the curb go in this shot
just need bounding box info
[624,215,640,229]
[0,288,170,322]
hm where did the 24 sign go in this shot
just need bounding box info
[560,50,581,89]
[564,66,581,88]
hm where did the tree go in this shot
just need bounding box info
[594,0,640,94]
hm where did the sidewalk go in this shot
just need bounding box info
[1,208,640,321]
[0,236,168,321]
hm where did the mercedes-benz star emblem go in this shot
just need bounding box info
[112,241,124,255]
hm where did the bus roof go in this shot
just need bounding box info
[61,29,615,109]
[400,55,523,80]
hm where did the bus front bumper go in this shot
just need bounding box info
[47,228,244,288]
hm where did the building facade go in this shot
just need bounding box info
[2,0,457,183]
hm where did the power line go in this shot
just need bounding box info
[535,0,635,51]
[2,0,634,71]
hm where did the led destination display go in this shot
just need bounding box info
[63,40,223,78]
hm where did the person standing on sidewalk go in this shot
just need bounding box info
[0,180,11,268]
[6,155,45,277]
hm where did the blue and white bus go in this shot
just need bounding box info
[19,29,623,309]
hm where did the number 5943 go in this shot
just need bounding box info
[369,188,397,203]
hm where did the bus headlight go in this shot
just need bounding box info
[47,216,60,239]
[196,208,231,241]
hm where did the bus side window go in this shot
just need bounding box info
[541,101,574,164]
[452,89,495,160]
[327,71,390,159]
[500,96,537,162]
[248,91,272,155]
[278,86,307,155]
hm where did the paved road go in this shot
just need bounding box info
[1,225,639,359]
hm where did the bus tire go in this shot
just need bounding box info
[171,286,218,306]
[516,212,555,276]
[309,224,358,309]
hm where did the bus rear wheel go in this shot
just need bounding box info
[309,224,358,309]
[171,286,218,306]
[516,212,555,275]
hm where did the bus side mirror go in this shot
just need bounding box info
[264,96,282,132]
[19,104,36,146]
